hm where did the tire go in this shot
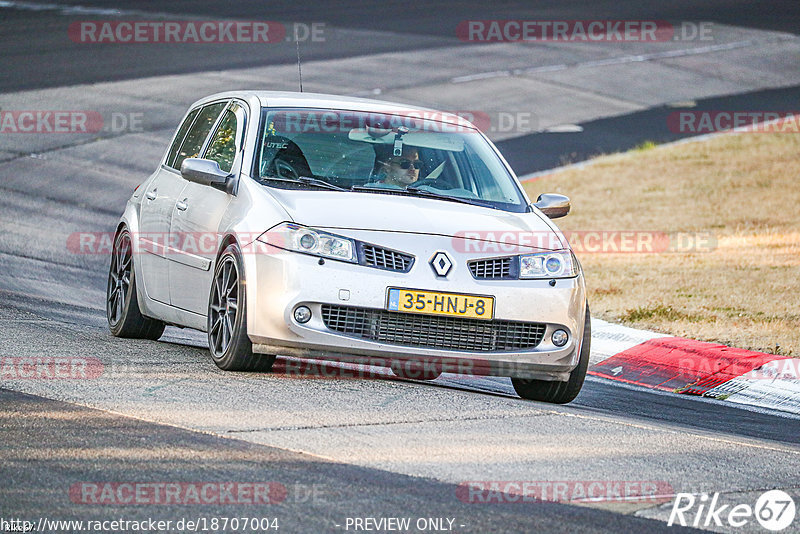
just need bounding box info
[208,243,275,372]
[390,359,442,381]
[511,304,591,404]
[107,228,166,340]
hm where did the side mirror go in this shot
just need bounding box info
[181,158,231,192]
[533,193,571,219]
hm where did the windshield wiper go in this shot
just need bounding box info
[404,186,497,209]
[351,183,496,208]
[262,175,347,191]
[350,184,403,193]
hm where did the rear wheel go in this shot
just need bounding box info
[106,228,165,340]
[208,243,275,372]
[511,304,591,404]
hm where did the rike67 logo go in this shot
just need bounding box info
[668,490,796,531]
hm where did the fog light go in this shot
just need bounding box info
[552,329,569,347]
[294,306,312,324]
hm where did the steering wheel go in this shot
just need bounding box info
[274,158,300,180]
[411,178,455,190]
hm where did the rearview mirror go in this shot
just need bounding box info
[348,129,465,152]
[181,158,231,192]
[533,193,570,219]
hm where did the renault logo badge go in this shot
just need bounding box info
[429,251,453,277]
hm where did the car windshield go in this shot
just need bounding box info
[254,108,529,212]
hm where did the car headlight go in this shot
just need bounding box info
[258,223,356,263]
[519,250,578,279]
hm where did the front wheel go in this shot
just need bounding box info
[511,304,591,404]
[208,243,275,372]
[106,228,165,340]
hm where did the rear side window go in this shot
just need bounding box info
[173,102,226,170]
[204,109,238,173]
[165,108,199,169]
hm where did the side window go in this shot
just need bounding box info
[204,109,238,173]
[165,108,200,169]
[173,102,226,171]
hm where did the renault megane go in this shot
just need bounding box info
[106,91,590,404]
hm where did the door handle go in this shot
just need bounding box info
[176,199,188,211]
[145,190,157,201]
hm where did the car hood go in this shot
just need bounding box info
[265,189,566,251]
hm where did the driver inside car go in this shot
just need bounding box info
[370,145,423,188]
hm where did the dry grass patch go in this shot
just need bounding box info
[524,132,800,355]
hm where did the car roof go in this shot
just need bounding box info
[191,90,477,129]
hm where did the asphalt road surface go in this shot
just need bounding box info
[1,0,798,92]
[4,389,699,533]
[1,1,800,533]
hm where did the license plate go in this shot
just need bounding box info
[386,288,494,320]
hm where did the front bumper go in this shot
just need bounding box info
[243,232,587,381]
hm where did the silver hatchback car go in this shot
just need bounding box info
[107,91,590,404]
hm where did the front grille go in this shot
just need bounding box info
[469,257,514,279]
[321,304,546,352]
[360,244,414,272]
